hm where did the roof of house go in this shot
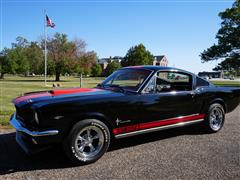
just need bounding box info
[154,55,167,62]
[121,65,190,74]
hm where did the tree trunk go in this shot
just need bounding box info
[55,72,60,81]
[0,73,5,79]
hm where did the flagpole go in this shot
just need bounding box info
[44,9,47,86]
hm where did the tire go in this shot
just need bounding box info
[63,119,111,165]
[204,103,225,133]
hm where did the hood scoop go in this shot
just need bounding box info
[49,88,100,96]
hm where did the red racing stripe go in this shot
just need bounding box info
[14,88,102,104]
[113,114,205,135]
[14,92,51,104]
[50,88,101,96]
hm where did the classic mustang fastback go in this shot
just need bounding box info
[10,66,240,164]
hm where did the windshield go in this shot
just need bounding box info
[101,69,152,92]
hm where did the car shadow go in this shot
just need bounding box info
[0,125,207,175]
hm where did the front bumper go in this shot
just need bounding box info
[10,113,59,137]
[10,113,59,154]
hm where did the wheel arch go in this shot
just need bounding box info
[208,98,227,113]
[68,112,114,138]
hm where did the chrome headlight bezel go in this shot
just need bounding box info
[34,111,39,125]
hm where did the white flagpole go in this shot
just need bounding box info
[44,10,47,86]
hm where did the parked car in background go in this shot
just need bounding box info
[229,76,235,80]
[10,66,240,165]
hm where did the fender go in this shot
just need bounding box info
[207,98,227,113]
[70,112,113,133]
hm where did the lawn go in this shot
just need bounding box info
[0,75,104,127]
[209,80,240,87]
[0,76,239,128]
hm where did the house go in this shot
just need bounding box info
[153,55,168,67]
[97,56,124,71]
[98,55,168,71]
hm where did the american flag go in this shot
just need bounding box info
[46,15,55,28]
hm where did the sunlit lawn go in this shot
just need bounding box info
[0,75,104,127]
[0,75,239,128]
[209,80,240,87]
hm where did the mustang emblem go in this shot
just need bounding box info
[116,118,131,126]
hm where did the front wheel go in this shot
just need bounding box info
[205,103,225,133]
[63,119,111,165]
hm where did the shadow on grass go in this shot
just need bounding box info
[0,125,207,175]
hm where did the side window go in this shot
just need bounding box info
[196,77,209,87]
[155,71,192,92]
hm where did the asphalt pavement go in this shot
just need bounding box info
[0,106,239,179]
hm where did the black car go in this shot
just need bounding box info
[10,66,240,165]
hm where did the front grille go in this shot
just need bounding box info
[15,106,36,129]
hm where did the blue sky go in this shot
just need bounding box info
[0,0,234,73]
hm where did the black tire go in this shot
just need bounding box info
[204,103,225,133]
[63,119,111,165]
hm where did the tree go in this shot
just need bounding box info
[121,43,154,67]
[105,61,121,76]
[78,51,97,76]
[47,33,75,81]
[5,37,30,75]
[0,50,11,79]
[200,0,240,73]
[91,63,102,77]
[25,42,44,74]
[46,33,98,81]
[213,54,240,75]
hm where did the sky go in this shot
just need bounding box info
[0,0,235,74]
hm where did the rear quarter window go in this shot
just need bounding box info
[196,77,209,87]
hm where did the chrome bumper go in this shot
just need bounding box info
[10,113,59,137]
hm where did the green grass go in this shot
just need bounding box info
[0,75,104,128]
[210,80,240,87]
[0,76,239,128]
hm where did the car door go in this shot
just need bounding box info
[138,71,201,124]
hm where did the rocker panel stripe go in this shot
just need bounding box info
[113,114,205,136]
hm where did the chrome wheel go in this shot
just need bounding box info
[74,126,104,160]
[209,107,224,131]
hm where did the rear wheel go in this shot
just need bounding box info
[205,103,225,133]
[63,119,111,165]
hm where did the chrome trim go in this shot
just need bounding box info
[137,70,155,93]
[115,119,204,139]
[10,113,59,137]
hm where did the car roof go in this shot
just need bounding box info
[121,65,194,75]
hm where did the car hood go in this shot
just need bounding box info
[13,87,122,106]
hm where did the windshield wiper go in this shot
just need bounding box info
[107,84,126,93]
[97,83,105,88]
[97,83,125,93]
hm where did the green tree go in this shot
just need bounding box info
[200,0,240,74]
[91,63,102,77]
[213,54,240,75]
[121,43,154,67]
[105,61,121,76]
[25,42,44,74]
[47,33,78,81]
[6,37,30,75]
[0,50,11,79]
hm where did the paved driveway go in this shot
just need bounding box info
[0,106,239,179]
